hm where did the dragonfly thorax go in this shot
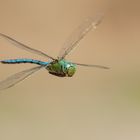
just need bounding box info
[46,60,76,77]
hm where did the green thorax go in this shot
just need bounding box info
[46,60,76,77]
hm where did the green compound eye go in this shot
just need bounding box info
[67,66,76,77]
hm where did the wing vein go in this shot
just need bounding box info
[0,33,55,60]
[0,66,44,90]
[58,14,103,60]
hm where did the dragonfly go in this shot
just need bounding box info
[0,14,109,90]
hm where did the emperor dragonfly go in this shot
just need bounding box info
[0,14,109,90]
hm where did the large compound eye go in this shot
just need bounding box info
[67,66,76,77]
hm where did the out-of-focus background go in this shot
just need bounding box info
[0,0,140,139]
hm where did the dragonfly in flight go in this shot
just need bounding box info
[0,14,109,90]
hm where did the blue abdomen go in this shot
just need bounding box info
[1,59,49,66]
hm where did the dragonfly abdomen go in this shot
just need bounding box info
[1,59,49,66]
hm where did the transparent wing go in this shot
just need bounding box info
[0,33,55,60]
[73,62,109,69]
[58,14,103,60]
[0,65,44,90]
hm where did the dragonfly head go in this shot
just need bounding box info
[65,63,76,77]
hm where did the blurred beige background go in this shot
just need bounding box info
[0,0,140,140]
